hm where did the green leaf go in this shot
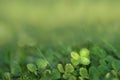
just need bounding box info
[3,72,11,80]
[27,63,37,75]
[80,48,90,58]
[111,70,117,77]
[57,64,64,73]
[36,59,48,69]
[80,57,90,65]
[99,59,107,65]
[71,58,80,66]
[79,68,89,78]
[71,51,80,60]
[105,72,111,79]
[69,75,77,80]
[42,69,51,77]
[105,55,114,63]
[79,76,84,80]
[63,73,71,79]
[65,63,74,73]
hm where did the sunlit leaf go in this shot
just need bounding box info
[65,63,74,73]
[80,57,90,65]
[71,51,80,60]
[71,58,80,66]
[57,64,64,73]
[36,59,48,69]
[80,48,90,58]
[27,63,37,75]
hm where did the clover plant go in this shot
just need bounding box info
[2,43,120,80]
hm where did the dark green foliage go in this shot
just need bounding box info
[89,66,99,80]
[1,42,120,80]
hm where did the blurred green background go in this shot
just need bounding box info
[0,0,120,47]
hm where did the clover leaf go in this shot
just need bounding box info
[80,48,90,58]
[36,59,48,69]
[80,57,90,65]
[71,58,80,66]
[57,64,65,73]
[27,63,37,75]
[79,67,89,79]
[71,51,80,60]
[63,73,71,79]
[65,63,74,73]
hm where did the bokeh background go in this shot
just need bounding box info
[0,0,120,47]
